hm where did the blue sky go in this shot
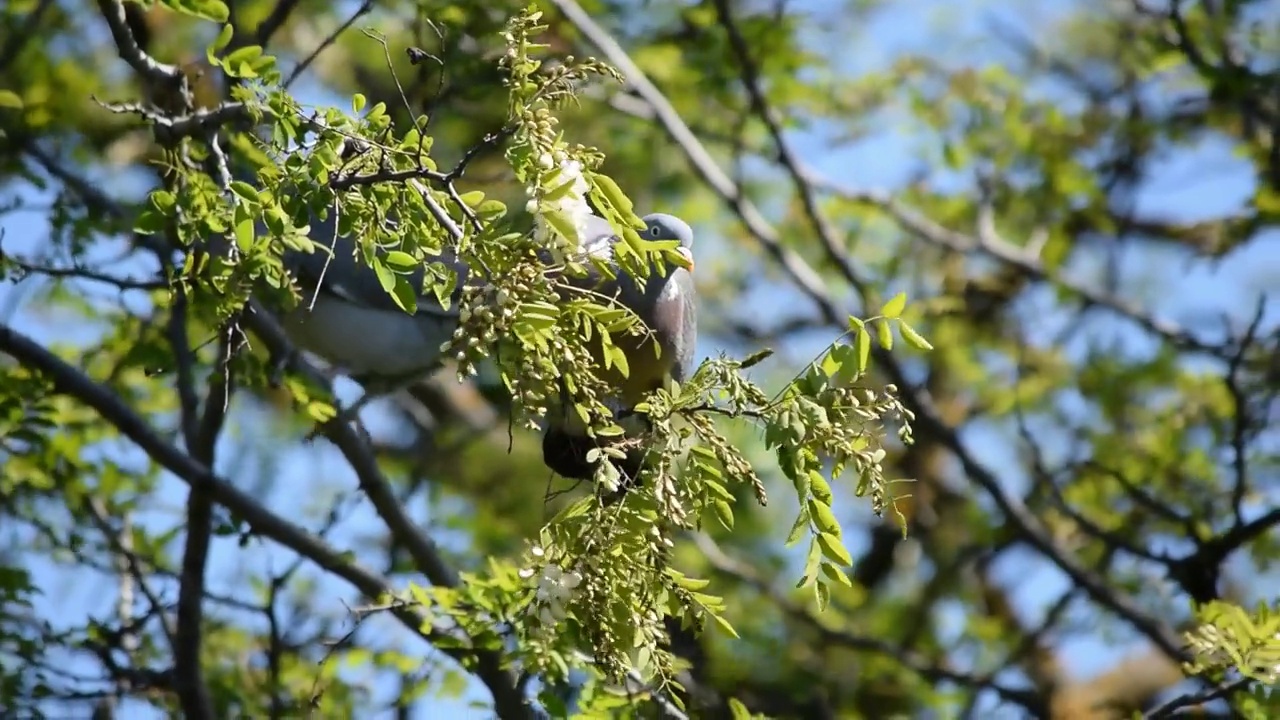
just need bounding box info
[2,0,1277,717]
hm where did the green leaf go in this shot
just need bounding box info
[151,190,176,214]
[784,506,809,547]
[712,613,740,639]
[0,90,24,109]
[306,400,337,422]
[133,209,166,235]
[808,472,833,506]
[543,210,582,245]
[541,177,580,203]
[855,327,871,372]
[728,698,751,720]
[815,580,831,611]
[229,181,259,204]
[666,570,711,591]
[371,257,396,293]
[384,250,418,272]
[608,344,629,378]
[476,200,507,221]
[438,670,468,699]
[521,310,557,331]
[634,645,652,674]
[899,321,934,351]
[458,191,486,207]
[821,562,853,587]
[547,497,593,525]
[880,291,907,318]
[876,319,894,350]
[814,573,834,607]
[702,476,732,500]
[808,498,839,535]
[428,262,457,311]
[712,500,734,530]
[234,217,254,251]
[352,93,366,114]
[798,538,822,588]
[167,0,229,23]
[389,276,418,314]
[817,532,853,566]
[591,173,636,217]
[224,45,264,71]
[208,24,234,61]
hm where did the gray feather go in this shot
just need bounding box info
[277,208,468,379]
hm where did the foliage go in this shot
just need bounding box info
[1,0,1278,718]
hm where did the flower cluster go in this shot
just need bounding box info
[525,150,596,264]
[519,546,583,626]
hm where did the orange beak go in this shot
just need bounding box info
[675,246,695,272]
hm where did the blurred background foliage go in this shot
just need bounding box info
[1,0,1278,718]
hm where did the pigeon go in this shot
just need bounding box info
[275,205,696,481]
[538,213,697,484]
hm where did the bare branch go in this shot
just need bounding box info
[255,0,303,47]
[545,0,840,324]
[712,0,868,298]
[1145,676,1252,719]
[690,532,1043,713]
[95,0,184,87]
[85,498,179,648]
[284,0,375,89]
[0,255,166,291]
[807,171,1226,356]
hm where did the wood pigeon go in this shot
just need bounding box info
[276,208,697,481]
[538,213,697,483]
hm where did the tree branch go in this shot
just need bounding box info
[95,0,184,88]
[0,0,54,72]
[0,323,531,719]
[690,532,1044,713]
[553,0,1188,665]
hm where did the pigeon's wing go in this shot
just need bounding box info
[611,264,696,406]
[277,210,468,378]
[654,266,697,383]
[285,211,468,318]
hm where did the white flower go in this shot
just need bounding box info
[1273,632,1280,678]
[525,153,596,262]
[530,563,582,625]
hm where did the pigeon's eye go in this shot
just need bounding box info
[649,226,662,238]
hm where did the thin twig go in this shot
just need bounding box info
[284,0,375,89]
[1145,677,1252,719]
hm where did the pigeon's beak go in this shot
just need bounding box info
[674,246,695,272]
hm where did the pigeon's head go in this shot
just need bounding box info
[641,213,694,272]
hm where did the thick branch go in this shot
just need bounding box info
[95,0,183,87]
